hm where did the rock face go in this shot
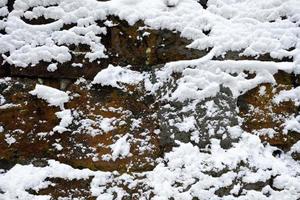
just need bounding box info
[159,83,239,151]
[35,178,95,200]
[1,1,300,199]
[198,0,208,9]
[238,71,300,151]
[1,15,206,79]
[0,78,161,172]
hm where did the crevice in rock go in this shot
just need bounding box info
[198,0,208,9]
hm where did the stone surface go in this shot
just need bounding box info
[31,178,95,200]
[2,15,206,79]
[238,71,300,151]
[0,78,161,172]
[158,74,239,150]
[1,1,300,199]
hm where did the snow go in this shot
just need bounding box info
[0,133,300,199]
[75,117,118,136]
[282,115,300,134]
[4,134,16,146]
[0,160,94,200]
[273,86,300,106]
[2,0,299,70]
[53,109,73,133]
[92,65,144,89]
[0,94,5,105]
[47,63,58,72]
[291,141,300,153]
[99,118,116,133]
[29,85,73,133]
[175,116,196,132]
[29,84,69,109]
[258,86,267,96]
[109,134,131,161]
[52,143,63,151]
[1,0,300,199]
[164,0,180,7]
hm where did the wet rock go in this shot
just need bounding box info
[9,56,107,80]
[292,152,300,160]
[6,0,15,13]
[21,15,57,25]
[219,51,293,62]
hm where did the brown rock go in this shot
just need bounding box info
[238,70,300,150]
[4,16,206,80]
[0,78,161,172]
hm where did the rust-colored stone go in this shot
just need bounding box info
[0,78,161,172]
[238,71,300,150]
[34,178,95,200]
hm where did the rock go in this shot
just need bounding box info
[159,77,239,150]
[198,0,208,9]
[0,58,10,78]
[104,16,206,70]
[0,159,14,171]
[164,0,180,8]
[6,0,15,13]
[32,178,95,200]
[238,70,300,151]
[3,15,206,79]
[0,77,161,172]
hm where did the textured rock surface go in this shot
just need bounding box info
[238,71,300,151]
[159,82,239,150]
[1,15,206,79]
[1,0,300,199]
[0,78,161,172]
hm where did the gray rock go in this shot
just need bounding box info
[158,83,239,150]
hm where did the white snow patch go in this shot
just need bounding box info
[282,115,300,134]
[175,116,196,132]
[29,84,69,109]
[274,86,300,106]
[47,63,58,72]
[99,118,116,133]
[53,109,73,133]
[0,95,5,105]
[290,141,300,153]
[109,134,131,161]
[4,134,16,146]
[258,85,267,96]
[52,143,63,151]
[92,65,144,89]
